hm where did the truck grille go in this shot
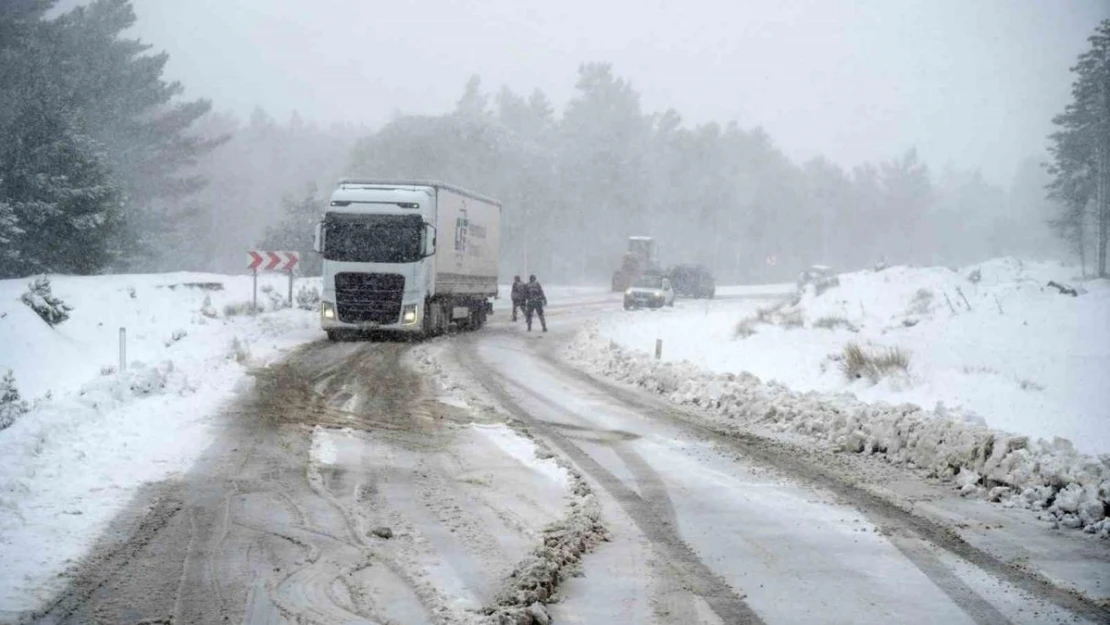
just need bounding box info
[334,272,405,324]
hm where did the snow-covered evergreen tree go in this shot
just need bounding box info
[0,0,220,276]
[21,276,73,326]
[1048,19,1110,277]
[0,370,29,431]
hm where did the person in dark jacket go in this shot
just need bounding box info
[523,274,547,332]
[510,276,525,322]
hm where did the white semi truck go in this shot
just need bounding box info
[313,179,501,340]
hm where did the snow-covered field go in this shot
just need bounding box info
[598,258,1110,454]
[0,272,321,615]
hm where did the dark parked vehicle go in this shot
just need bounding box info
[668,264,715,299]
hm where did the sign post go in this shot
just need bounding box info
[247,250,300,310]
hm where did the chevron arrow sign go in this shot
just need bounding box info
[247,250,299,273]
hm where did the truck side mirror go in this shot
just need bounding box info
[423,223,437,258]
[313,221,324,253]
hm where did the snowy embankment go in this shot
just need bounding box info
[0,272,320,615]
[574,258,1110,536]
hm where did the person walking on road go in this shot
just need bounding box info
[511,275,525,322]
[524,274,547,332]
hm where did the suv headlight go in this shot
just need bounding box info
[321,301,336,319]
[402,303,418,325]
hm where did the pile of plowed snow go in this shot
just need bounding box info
[567,326,1110,537]
[598,258,1110,454]
[0,272,319,616]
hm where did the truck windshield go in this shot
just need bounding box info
[324,213,423,263]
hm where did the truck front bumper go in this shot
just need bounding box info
[320,299,423,333]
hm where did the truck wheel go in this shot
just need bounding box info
[326,330,341,342]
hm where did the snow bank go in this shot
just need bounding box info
[566,325,1110,537]
[599,258,1110,454]
[0,272,319,616]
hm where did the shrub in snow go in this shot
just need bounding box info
[754,304,779,323]
[733,318,757,339]
[200,294,218,318]
[229,337,251,363]
[296,284,320,311]
[0,370,29,431]
[223,301,261,317]
[840,343,909,382]
[967,268,981,284]
[777,308,804,328]
[260,284,289,311]
[21,276,72,326]
[567,326,1110,537]
[126,361,176,396]
[813,316,858,332]
[164,329,187,346]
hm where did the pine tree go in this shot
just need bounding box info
[55,0,226,269]
[0,0,125,277]
[1048,19,1110,277]
[0,369,29,431]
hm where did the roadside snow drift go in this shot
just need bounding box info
[0,272,320,616]
[599,258,1110,454]
[568,326,1110,537]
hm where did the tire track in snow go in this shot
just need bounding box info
[458,338,765,625]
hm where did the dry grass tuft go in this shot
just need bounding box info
[223,301,263,317]
[777,308,804,328]
[813,316,858,332]
[840,342,910,382]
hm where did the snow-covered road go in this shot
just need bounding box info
[6,281,1109,624]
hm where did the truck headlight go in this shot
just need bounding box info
[625,289,633,296]
[654,291,663,297]
[402,304,418,325]
[321,301,336,320]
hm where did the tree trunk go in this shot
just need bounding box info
[1100,82,1110,278]
[1100,144,1109,277]
[1078,215,1087,276]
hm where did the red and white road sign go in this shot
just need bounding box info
[247,250,299,272]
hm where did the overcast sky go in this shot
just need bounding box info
[116,0,1107,186]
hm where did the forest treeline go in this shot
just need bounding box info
[3,1,1104,282]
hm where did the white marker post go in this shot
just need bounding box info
[119,327,126,372]
[252,268,258,315]
[288,269,294,308]
[655,338,662,360]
